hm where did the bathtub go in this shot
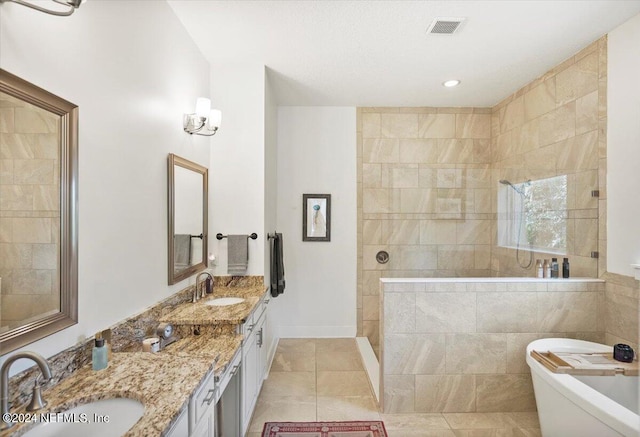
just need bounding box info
[527,338,640,437]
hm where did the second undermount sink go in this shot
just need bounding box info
[21,397,144,437]
[205,297,245,306]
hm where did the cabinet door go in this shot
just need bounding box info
[166,408,188,437]
[191,413,212,437]
[242,330,258,434]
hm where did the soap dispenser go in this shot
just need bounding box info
[92,334,108,371]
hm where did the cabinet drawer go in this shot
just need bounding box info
[190,369,216,431]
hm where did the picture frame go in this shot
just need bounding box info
[302,194,331,241]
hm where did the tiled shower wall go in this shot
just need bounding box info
[356,108,493,354]
[0,92,60,330]
[491,36,607,278]
[357,37,610,355]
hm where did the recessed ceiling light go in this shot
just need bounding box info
[443,79,461,88]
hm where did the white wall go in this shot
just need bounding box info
[0,1,210,373]
[264,71,278,282]
[209,64,265,275]
[607,13,640,277]
[271,107,357,338]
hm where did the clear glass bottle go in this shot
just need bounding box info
[92,337,108,371]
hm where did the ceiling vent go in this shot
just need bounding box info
[427,17,466,35]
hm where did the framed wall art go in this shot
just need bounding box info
[302,194,331,241]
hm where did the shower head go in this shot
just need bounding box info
[499,179,527,196]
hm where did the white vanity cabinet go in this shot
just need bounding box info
[240,294,270,435]
[166,407,189,437]
[189,369,217,437]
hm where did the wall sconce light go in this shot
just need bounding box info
[1,0,84,16]
[183,98,222,137]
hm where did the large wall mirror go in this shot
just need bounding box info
[167,153,208,285]
[0,69,78,354]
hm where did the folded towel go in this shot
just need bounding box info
[174,234,191,268]
[227,234,248,275]
[270,233,285,297]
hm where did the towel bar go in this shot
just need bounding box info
[216,233,258,240]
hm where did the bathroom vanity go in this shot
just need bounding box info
[1,282,272,437]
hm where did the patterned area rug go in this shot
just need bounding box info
[262,421,388,437]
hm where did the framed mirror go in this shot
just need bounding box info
[167,153,208,285]
[0,69,78,354]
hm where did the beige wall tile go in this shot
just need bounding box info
[437,245,475,270]
[13,159,55,185]
[419,114,456,139]
[400,188,435,213]
[363,295,380,321]
[14,107,58,134]
[462,168,491,189]
[0,185,34,210]
[383,374,415,413]
[0,242,32,268]
[524,79,555,121]
[499,97,524,133]
[573,218,598,257]
[400,139,438,163]
[363,164,381,188]
[11,217,51,243]
[32,185,59,211]
[605,286,639,345]
[456,114,491,139]
[445,334,507,374]
[457,220,490,245]
[383,220,420,245]
[399,245,438,270]
[391,166,419,188]
[421,220,457,245]
[476,293,538,333]
[384,334,446,375]
[10,269,53,294]
[0,160,13,184]
[384,292,416,333]
[537,292,599,332]
[363,188,390,213]
[416,293,476,333]
[382,113,419,138]
[555,52,598,105]
[362,113,381,138]
[576,90,598,135]
[34,134,58,159]
[415,375,476,413]
[506,333,558,374]
[437,139,474,164]
[1,133,36,159]
[475,374,536,412]
[363,139,400,163]
[473,139,492,164]
[0,108,14,133]
[539,102,576,147]
[32,243,57,270]
[556,130,598,172]
[362,270,381,296]
[437,169,462,189]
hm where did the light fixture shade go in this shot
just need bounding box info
[208,109,222,129]
[195,98,211,118]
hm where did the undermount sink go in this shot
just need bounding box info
[21,397,144,437]
[204,297,245,306]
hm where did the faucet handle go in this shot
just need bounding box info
[26,376,47,412]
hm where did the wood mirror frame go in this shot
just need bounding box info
[0,69,78,354]
[167,153,208,285]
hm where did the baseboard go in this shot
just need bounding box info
[276,325,357,338]
[356,337,379,402]
[265,336,279,379]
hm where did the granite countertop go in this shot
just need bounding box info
[160,285,267,325]
[4,284,267,437]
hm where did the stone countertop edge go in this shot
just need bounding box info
[379,277,605,283]
[3,285,267,437]
[158,285,268,326]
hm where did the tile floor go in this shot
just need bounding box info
[246,338,541,437]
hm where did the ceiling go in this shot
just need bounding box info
[168,1,640,107]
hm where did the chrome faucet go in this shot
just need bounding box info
[193,271,213,302]
[1,351,52,430]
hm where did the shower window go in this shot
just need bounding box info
[497,175,567,254]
